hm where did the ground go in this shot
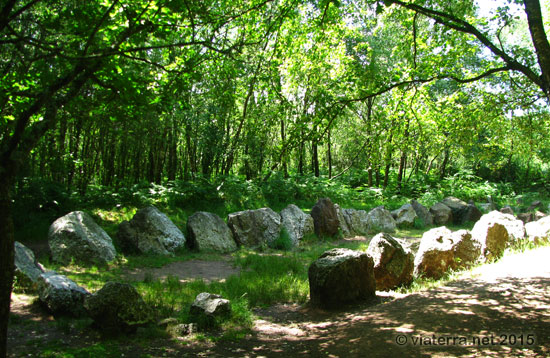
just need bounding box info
[8,245,550,358]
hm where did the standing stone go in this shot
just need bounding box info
[187,212,237,253]
[517,212,533,224]
[14,241,45,287]
[430,202,453,225]
[413,227,456,279]
[525,215,550,244]
[451,230,482,267]
[37,271,90,316]
[391,204,418,228]
[411,200,433,227]
[280,204,314,246]
[117,206,186,255]
[308,248,376,308]
[310,198,340,238]
[48,211,116,265]
[366,206,396,234]
[500,206,515,215]
[459,204,483,225]
[341,208,370,236]
[227,208,281,247]
[366,233,414,291]
[84,282,153,333]
[335,204,352,237]
[471,211,525,261]
[189,292,231,330]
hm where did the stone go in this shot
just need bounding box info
[500,206,514,215]
[37,271,90,316]
[410,200,433,226]
[310,198,340,238]
[227,208,281,247]
[451,230,482,267]
[391,204,417,228]
[335,204,352,237]
[413,227,456,279]
[48,211,116,265]
[189,292,231,330]
[186,212,237,253]
[117,206,186,255]
[429,202,453,225]
[340,208,370,236]
[442,197,468,223]
[366,206,396,234]
[534,210,547,221]
[517,212,533,224]
[366,233,414,291]
[308,248,376,308]
[84,282,153,333]
[525,216,550,244]
[14,241,45,288]
[471,211,525,261]
[459,204,483,225]
[166,323,196,336]
[479,203,494,212]
[280,204,314,246]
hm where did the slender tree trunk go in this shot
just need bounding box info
[439,148,450,180]
[327,128,332,179]
[0,173,15,358]
[281,119,288,177]
[524,0,550,96]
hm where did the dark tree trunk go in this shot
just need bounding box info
[0,173,15,358]
[327,129,332,179]
[524,0,550,96]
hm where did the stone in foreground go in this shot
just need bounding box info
[189,292,231,330]
[525,216,550,244]
[14,241,45,289]
[308,248,376,308]
[48,211,116,265]
[310,198,340,238]
[413,227,456,279]
[37,271,90,316]
[366,233,414,291]
[471,211,525,261]
[227,207,281,247]
[187,211,237,253]
[118,206,186,255]
[84,282,153,333]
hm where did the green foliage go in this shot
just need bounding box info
[269,227,294,251]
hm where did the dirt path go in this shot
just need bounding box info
[8,247,550,357]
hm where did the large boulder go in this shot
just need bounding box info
[525,216,550,244]
[186,212,237,253]
[310,198,340,238]
[366,233,414,291]
[308,248,376,308]
[442,197,468,224]
[37,271,90,316]
[339,208,370,236]
[471,211,525,261]
[413,227,456,279]
[366,206,396,234]
[84,282,153,333]
[117,206,186,255]
[391,204,417,228]
[189,292,231,330]
[48,211,116,265]
[411,200,433,226]
[335,204,352,237]
[459,204,483,224]
[451,229,482,267]
[430,202,453,225]
[227,207,281,247]
[14,241,45,288]
[280,204,314,246]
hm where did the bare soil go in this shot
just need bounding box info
[8,247,550,358]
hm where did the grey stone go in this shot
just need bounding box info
[391,204,417,228]
[280,204,314,246]
[471,211,525,261]
[335,204,352,237]
[48,211,116,265]
[84,282,153,333]
[411,200,433,226]
[14,241,45,287]
[189,292,231,330]
[500,206,514,215]
[430,202,453,225]
[310,198,340,238]
[366,233,414,291]
[366,206,396,234]
[37,271,90,316]
[117,206,186,255]
[308,248,376,308]
[227,208,281,247]
[187,212,237,253]
[340,208,370,236]
[413,227,456,279]
[459,204,483,225]
[525,216,550,244]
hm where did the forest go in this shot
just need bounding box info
[2,0,550,357]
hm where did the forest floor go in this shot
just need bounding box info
[7,245,550,358]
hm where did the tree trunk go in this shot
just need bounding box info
[440,148,450,180]
[327,128,332,179]
[524,0,550,96]
[0,168,15,358]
